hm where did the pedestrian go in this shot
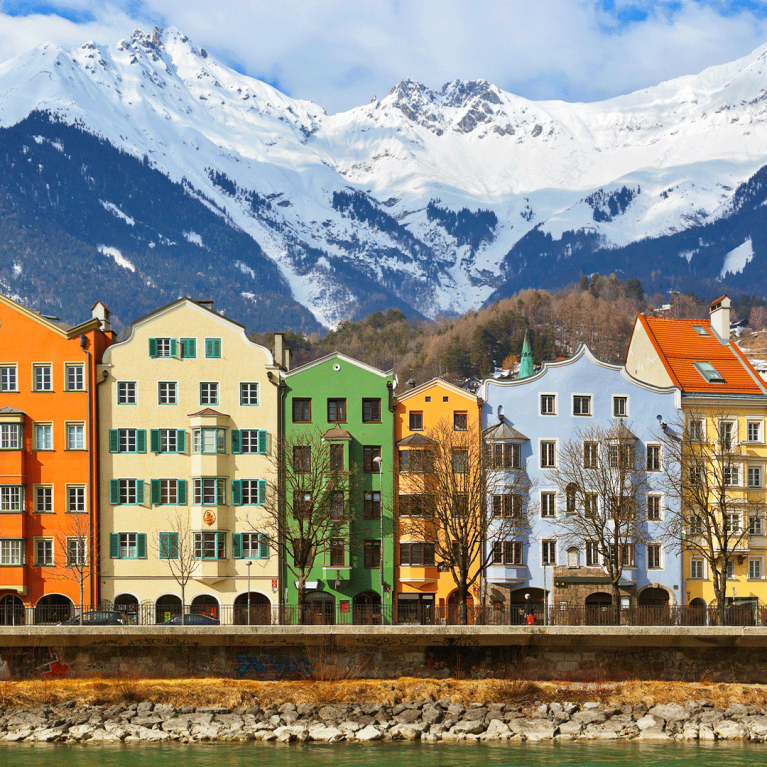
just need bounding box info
[524,593,535,625]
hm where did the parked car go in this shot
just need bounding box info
[162,613,220,625]
[59,611,125,626]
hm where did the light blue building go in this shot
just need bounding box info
[479,345,683,618]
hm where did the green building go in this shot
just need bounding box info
[281,353,394,624]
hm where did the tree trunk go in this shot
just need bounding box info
[714,571,727,627]
[79,578,84,626]
[458,579,468,625]
[181,583,186,626]
[297,570,307,625]
[611,580,622,626]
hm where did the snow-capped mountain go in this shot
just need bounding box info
[1,27,767,331]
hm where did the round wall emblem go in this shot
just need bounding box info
[203,510,215,526]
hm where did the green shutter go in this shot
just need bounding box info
[180,338,197,359]
[109,429,119,453]
[149,338,157,358]
[232,533,242,559]
[109,533,119,559]
[205,338,221,358]
[259,534,269,559]
[137,533,147,559]
[177,480,187,505]
[159,532,169,559]
[150,479,160,505]
[177,429,186,453]
[169,532,179,559]
[232,480,242,506]
[136,430,146,453]
[258,479,266,505]
[150,429,160,453]
[188,338,197,358]
[136,481,145,505]
[170,338,178,357]
[109,480,119,505]
[231,430,241,454]
[258,430,267,454]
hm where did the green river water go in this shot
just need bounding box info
[1,741,766,767]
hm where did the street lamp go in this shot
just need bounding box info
[373,454,384,623]
[245,560,253,626]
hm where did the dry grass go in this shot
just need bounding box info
[1,677,766,711]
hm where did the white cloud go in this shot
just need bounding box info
[0,1,766,113]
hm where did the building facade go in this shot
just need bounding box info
[98,299,282,623]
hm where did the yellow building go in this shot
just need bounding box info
[626,296,767,614]
[98,299,286,624]
[394,378,482,623]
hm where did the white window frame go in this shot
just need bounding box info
[613,395,629,418]
[34,485,53,514]
[159,429,178,453]
[540,491,556,518]
[65,363,85,392]
[67,485,87,513]
[34,423,52,450]
[119,532,138,559]
[723,463,741,487]
[747,465,762,489]
[540,393,556,416]
[747,420,763,444]
[240,382,259,406]
[646,443,662,472]
[158,381,177,405]
[117,381,137,405]
[540,439,557,469]
[155,338,173,358]
[0,539,24,565]
[572,393,592,417]
[0,486,23,512]
[585,541,601,567]
[66,423,85,450]
[0,423,21,450]
[749,557,763,580]
[34,537,54,567]
[647,542,662,570]
[690,558,705,579]
[689,418,705,442]
[67,537,87,566]
[200,381,219,406]
[33,364,52,392]
[541,539,557,565]
[718,418,737,450]
[0,365,17,392]
[647,493,663,521]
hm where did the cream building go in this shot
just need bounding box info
[98,299,285,624]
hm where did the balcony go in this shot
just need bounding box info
[398,566,439,587]
[191,559,228,584]
[0,566,26,594]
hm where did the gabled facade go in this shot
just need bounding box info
[479,345,682,615]
[98,298,281,624]
[0,295,113,624]
[282,353,394,624]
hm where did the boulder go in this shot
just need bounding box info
[308,724,345,742]
[355,725,383,741]
[714,720,748,740]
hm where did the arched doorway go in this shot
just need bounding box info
[234,592,271,625]
[191,594,219,620]
[585,592,613,625]
[352,591,381,625]
[35,594,74,625]
[638,587,671,625]
[447,590,475,625]
[0,594,25,626]
[509,587,546,625]
[155,594,182,624]
[304,591,335,625]
[114,594,139,624]
[688,597,708,626]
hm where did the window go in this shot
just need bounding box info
[292,398,311,422]
[584,493,598,517]
[34,365,52,391]
[67,538,86,566]
[748,421,762,443]
[193,428,225,454]
[364,491,380,519]
[35,486,52,513]
[66,364,85,391]
[646,445,661,472]
[586,542,601,566]
[240,382,259,406]
[152,428,185,454]
[724,465,740,486]
[454,412,468,431]
[613,396,627,417]
[0,366,17,392]
[158,381,177,405]
[610,496,634,519]
[109,428,146,454]
[608,443,634,469]
[609,543,635,567]
[647,544,661,570]
[294,494,313,519]
[35,539,53,566]
[149,338,176,358]
[180,338,196,359]
[150,479,187,505]
[573,395,591,416]
[237,532,269,559]
[749,516,765,536]
[493,541,523,565]
[193,478,226,505]
[694,360,725,384]
[293,446,311,473]
[719,421,735,451]
[725,512,741,533]
[540,394,556,415]
[690,559,704,579]
[159,532,179,560]
[200,382,218,406]
[542,540,556,565]
[109,479,144,506]
[0,540,24,565]
[194,532,226,560]
[583,441,598,469]
[330,491,345,519]
[109,532,147,559]
[232,479,266,506]
[364,446,381,473]
[117,381,136,405]
[234,429,267,454]
[362,398,381,423]
[399,449,433,473]
[490,443,520,469]
[328,538,345,567]
[492,494,521,518]
[409,411,423,431]
[328,399,347,423]
[453,495,469,517]
[205,338,221,358]
[689,466,703,486]
[726,560,735,579]
[452,448,468,473]
[541,492,556,518]
[689,419,704,441]
[748,466,762,488]
[330,443,344,471]
[750,558,762,579]
[66,423,85,450]
[0,424,20,450]
[398,494,434,517]
[67,486,86,513]
[399,542,435,566]
[540,441,556,468]
[647,495,662,521]
[566,483,577,513]
[0,486,22,512]
[688,515,704,535]
[364,539,381,568]
[34,424,52,450]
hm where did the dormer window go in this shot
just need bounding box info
[692,325,708,336]
[694,361,725,384]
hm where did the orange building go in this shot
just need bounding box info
[0,296,113,624]
[394,379,482,622]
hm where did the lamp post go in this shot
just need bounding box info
[245,560,252,626]
[373,454,384,623]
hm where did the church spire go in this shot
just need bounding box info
[518,330,534,379]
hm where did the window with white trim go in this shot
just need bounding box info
[158,381,177,405]
[540,394,556,415]
[542,539,557,565]
[0,366,17,392]
[541,441,556,468]
[749,515,765,536]
[193,477,226,505]
[35,486,52,513]
[0,486,22,511]
[749,558,762,579]
[647,494,662,521]
[646,444,661,472]
[240,382,259,406]
[647,543,661,569]
[35,538,53,566]
[117,381,136,404]
[33,364,52,391]
[748,421,763,443]
[194,532,226,560]
[66,423,85,450]
[67,486,86,513]
[613,396,628,417]
[748,466,762,488]
[67,538,87,566]
[200,382,218,405]
[586,541,600,566]
[572,395,591,416]
[0,539,24,564]
[66,364,85,391]
[35,423,52,450]
[541,491,556,518]
[0,424,20,449]
[690,559,704,579]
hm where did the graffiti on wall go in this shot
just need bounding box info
[234,653,312,679]
[38,648,69,678]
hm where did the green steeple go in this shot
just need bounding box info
[518,330,534,379]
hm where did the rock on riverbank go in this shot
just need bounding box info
[3,698,767,743]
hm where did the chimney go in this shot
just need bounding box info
[273,332,291,371]
[90,301,112,333]
[709,295,731,340]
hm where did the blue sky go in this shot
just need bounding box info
[1,1,767,113]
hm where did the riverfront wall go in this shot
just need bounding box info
[2,626,767,683]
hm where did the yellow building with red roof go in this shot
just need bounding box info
[626,295,767,613]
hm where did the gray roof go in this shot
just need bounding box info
[483,418,529,442]
[397,433,438,446]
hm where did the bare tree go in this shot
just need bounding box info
[259,429,361,619]
[657,410,758,624]
[54,510,92,625]
[546,421,653,622]
[155,512,197,625]
[398,418,535,624]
